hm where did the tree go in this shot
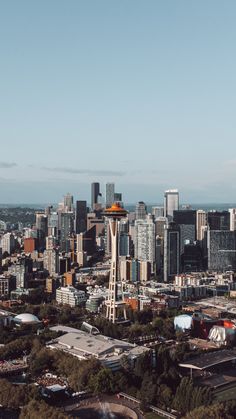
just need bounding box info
[0,379,39,409]
[173,377,211,414]
[139,372,157,405]
[156,384,173,409]
[68,358,102,391]
[89,368,114,394]
[29,348,54,376]
[183,403,234,419]
[134,352,152,378]
[20,400,70,419]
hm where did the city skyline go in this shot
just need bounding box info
[1,1,236,202]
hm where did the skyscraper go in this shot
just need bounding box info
[91,182,100,210]
[63,193,74,212]
[173,210,196,255]
[135,201,147,220]
[60,212,73,252]
[164,189,179,220]
[196,210,207,241]
[152,206,164,219]
[164,222,180,282]
[229,209,236,231]
[207,229,236,271]
[75,201,87,234]
[134,215,156,272]
[207,211,230,231]
[106,183,115,208]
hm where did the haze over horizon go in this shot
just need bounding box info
[1,1,236,203]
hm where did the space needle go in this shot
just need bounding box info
[103,202,128,323]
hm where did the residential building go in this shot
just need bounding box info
[56,286,86,307]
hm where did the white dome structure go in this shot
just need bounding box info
[14,313,40,325]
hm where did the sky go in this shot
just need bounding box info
[0,0,236,204]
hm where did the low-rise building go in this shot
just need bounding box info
[47,328,149,371]
[56,286,86,307]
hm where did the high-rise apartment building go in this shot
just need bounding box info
[134,215,155,272]
[164,189,179,220]
[43,249,59,276]
[106,183,115,208]
[0,233,15,255]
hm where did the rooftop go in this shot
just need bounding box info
[47,328,148,367]
[179,349,236,370]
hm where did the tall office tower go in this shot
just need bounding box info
[103,203,128,323]
[119,218,129,234]
[104,218,112,256]
[36,212,48,234]
[164,222,180,282]
[119,234,131,257]
[135,201,147,220]
[208,211,230,231]
[45,205,53,216]
[46,235,57,250]
[134,215,156,272]
[119,217,130,256]
[75,201,87,234]
[91,182,100,210]
[63,193,74,212]
[164,189,179,220]
[152,206,164,219]
[60,212,74,252]
[0,248,2,273]
[229,209,236,231]
[76,226,96,256]
[156,236,163,274]
[173,210,196,255]
[48,212,59,237]
[114,192,122,204]
[106,183,115,208]
[35,212,48,250]
[207,229,236,271]
[155,216,168,238]
[196,210,207,241]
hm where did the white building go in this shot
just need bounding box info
[164,189,179,219]
[47,328,149,371]
[229,208,236,231]
[0,233,15,254]
[56,286,86,307]
[134,216,155,272]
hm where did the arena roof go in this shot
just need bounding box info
[179,349,236,370]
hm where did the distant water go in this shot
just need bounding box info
[0,203,236,212]
[126,203,236,213]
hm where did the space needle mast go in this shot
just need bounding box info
[103,202,128,323]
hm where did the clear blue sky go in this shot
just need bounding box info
[0,0,236,204]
